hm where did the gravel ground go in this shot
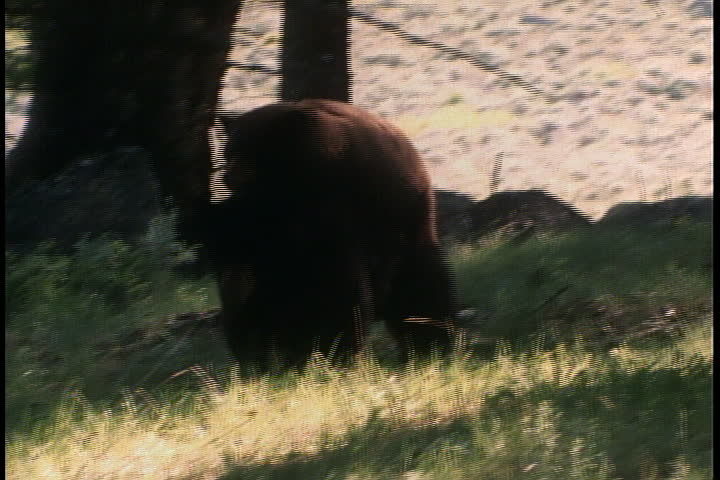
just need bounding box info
[6,0,713,220]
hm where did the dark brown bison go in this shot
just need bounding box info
[206,99,458,369]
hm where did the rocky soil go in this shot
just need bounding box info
[219,0,713,219]
[5,0,713,221]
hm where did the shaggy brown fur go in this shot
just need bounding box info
[209,99,457,368]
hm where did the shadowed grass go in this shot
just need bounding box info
[452,222,711,347]
[5,231,222,434]
[5,217,712,479]
[6,325,712,479]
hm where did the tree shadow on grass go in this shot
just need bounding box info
[208,359,711,480]
[215,413,475,480]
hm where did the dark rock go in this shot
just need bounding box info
[434,189,476,242]
[666,80,699,100]
[468,190,592,240]
[5,147,164,252]
[485,29,521,37]
[688,0,713,17]
[530,122,560,145]
[520,15,557,25]
[597,196,713,227]
[689,52,707,64]
[362,54,408,67]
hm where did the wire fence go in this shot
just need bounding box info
[227,7,555,103]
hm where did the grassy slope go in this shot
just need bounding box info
[5,220,712,479]
[6,324,712,480]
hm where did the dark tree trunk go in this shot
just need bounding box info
[6,0,243,245]
[280,0,350,102]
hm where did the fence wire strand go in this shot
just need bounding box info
[227,7,556,102]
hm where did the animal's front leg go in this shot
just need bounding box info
[217,265,262,365]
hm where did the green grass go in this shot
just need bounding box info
[5,217,223,434]
[452,223,712,348]
[5,325,712,479]
[5,220,712,479]
[5,28,34,90]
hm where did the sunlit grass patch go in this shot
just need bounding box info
[5,28,34,90]
[6,335,711,479]
[5,211,711,478]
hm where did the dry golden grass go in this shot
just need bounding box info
[6,319,712,479]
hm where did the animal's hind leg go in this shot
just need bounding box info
[382,241,457,362]
[264,248,375,368]
[348,251,376,361]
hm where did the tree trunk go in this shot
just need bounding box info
[280,0,350,102]
[6,0,243,245]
